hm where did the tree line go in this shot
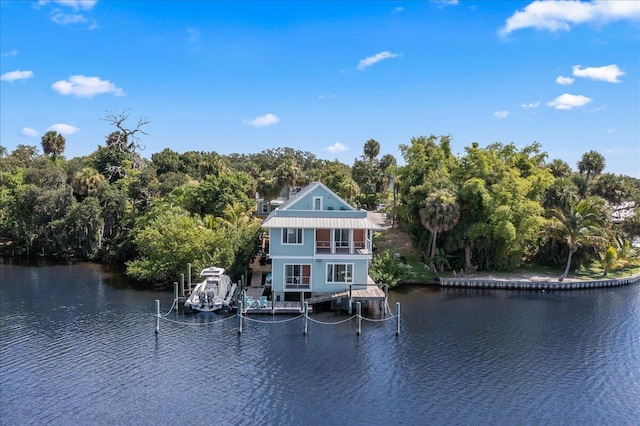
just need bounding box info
[1,113,638,284]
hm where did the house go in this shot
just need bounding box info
[255,186,303,217]
[261,182,382,302]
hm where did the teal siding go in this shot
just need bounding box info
[269,228,315,257]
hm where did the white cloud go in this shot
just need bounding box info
[21,128,39,137]
[546,93,592,110]
[51,12,87,25]
[499,0,640,36]
[324,142,348,153]
[39,0,97,10]
[556,76,574,85]
[572,64,625,83]
[2,49,18,57]
[48,123,79,135]
[1,70,34,82]
[318,94,336,100]
[357,51,400,70]
[521,101,540,108]
[433,0,459,6]
[39,1,97,28]
[493,111,509,119]
[243,113,280,127]
[51,75,125,97]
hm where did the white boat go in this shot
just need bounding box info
[184,267,237,313]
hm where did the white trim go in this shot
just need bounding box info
[326,262,354,284]
[282,227,303,245]
[313,196,323,211]
[283,263,312,290]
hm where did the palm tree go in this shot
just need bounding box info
[577,150,605,185]
[547,198,608,281]
[275,156,303,193]
[72,167,105,196]
[41,131,66,160]
[363,139,380,161]
[419,189,460,272]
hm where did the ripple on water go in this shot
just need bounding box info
[1,265,640,425]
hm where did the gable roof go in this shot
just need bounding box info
[262,181,381,230]
[277,181,353,211]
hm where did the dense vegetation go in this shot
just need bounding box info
[1,112,638,284]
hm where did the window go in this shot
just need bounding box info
[261,203,269,214]
[313,196,322,211]
[327,263,353,283]
[334,229,349,248]
[285,264,311,289]
[282,228,303,244]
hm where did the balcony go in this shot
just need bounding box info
[315,228,372,256]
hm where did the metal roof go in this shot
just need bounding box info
[261,216,382,230]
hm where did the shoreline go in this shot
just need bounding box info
[436,272,640,291]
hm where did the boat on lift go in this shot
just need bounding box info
[184,267,237,314]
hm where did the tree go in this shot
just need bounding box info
[275,155,304,192]
[599,246,618,276]
[547,198,608,281]
[126,207,218,282]
[419,189,460,272]
[71,167,105,197]
[41,131,66,161]
[577,150,605,185]
[370,250,411,287]
[548,158,573,178]
[363,139,380,161]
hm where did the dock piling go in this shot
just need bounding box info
[303,302,309,335]
[396,302,400,336]
[238,301,243,334]
[155,300,160,333]
[357,302,362,335]
[173,282,178,311]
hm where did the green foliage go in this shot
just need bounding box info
[182,170,253,217]
[370,250,411,287]
[127,207,218,282]
[547,198,609,280]
[599,246,618,276]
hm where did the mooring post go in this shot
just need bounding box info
[303,302,309,335]
[187,263,191,286]
[395,302,401,336]
[357,302,362,336]
[348,284,353,315]
[173,282,178,312]
[300,291,304,312]
[271,290,276,315]
[238,301,243,335]
[384,284,389,318]
[155,300,160,333]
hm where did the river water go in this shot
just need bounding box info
[1,260,639,425]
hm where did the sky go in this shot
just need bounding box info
[1,0,639,177]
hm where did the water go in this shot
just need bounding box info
[1,260,639,425]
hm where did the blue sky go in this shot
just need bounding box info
[1,0,639,177]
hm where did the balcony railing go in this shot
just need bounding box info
[315,239,369,255]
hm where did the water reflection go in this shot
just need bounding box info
[1,262,639,425]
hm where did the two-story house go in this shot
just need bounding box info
[261,182,381,302]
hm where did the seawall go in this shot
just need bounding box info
[439,273,640,291]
